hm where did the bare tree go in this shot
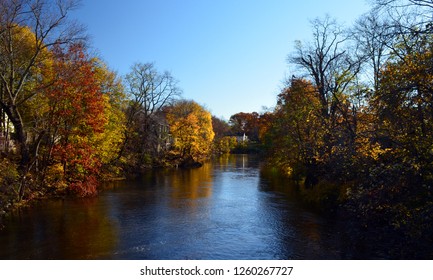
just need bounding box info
[374,0,433,34]
[120,62,181,161]
[289,16,362,122]
[375,0,433,9]
[125,62,181,121]
[352,11,394,92]
[288,16,366,162]
[0,0,84,199]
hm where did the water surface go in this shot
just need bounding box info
[0,154,345,259]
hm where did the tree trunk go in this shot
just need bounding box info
[1,104,30,200]
[3,105,29,166]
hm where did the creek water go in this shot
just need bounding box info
[0,154,353,259]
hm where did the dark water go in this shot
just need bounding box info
[0,154,348,259]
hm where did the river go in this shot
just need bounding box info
[0,154,351,259]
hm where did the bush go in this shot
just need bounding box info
[300,179,346,211]
[0,157,19,217]
[214,136,237,154]
[43,163,68,192]
[343,160,433,258]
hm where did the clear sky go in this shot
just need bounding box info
[71,0,371,120]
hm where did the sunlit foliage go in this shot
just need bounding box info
[43,44,108,196]
[166,100,214,166]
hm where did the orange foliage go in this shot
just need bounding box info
[46,44,108,196]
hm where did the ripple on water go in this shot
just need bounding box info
[0,155,346,259]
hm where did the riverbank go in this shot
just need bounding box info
[0,196,35,231]
[0,171,129,231]
[0,154,209,230]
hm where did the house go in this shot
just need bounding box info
[235,133,248,143]
[152,111,173,153]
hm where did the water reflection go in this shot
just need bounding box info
[0,198,118,259]
[170,163,213,201]
[0,154,343,259]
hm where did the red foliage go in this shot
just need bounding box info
[46,44,107,196]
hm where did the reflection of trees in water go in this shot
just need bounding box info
[169,163,213,202]
[0,199,118,259]
[257,174,332,259]
[215,154,262,171]
[61,199,118,259]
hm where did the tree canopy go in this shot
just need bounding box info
[166,100,214,167]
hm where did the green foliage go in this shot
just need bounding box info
[0,158,19,198]
[301,180,347,210]
[263,78,325,177]
[214,136,237,154]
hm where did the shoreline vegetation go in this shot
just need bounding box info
[1,0,433,258]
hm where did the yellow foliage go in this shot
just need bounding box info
[355,136,391,161]
[166,100,214,163]
[44,163,68,190]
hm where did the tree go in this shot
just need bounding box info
[374,0,433,29]
[289,16,363,162]
[352,11,394,92]
[290,17,346,118]
[166,100,214,166]
[264,78,324,180]
[229,112,260,141]
[125,62,181,121]
[374,43,433,164]
[211,116,230,139]
[212,116,236,154]
[120,62,181,168]
[43,44,108,196]
[0,0,83,199]
[92,59,126,176]
[345,34,433,249]
[257,111,274,143]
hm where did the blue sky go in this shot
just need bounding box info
[72,0,370,119]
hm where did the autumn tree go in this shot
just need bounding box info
[229,112,260,141]
[337,1,433,251]
[166,100,214,166]
[211,116,236,154]
[212,116,230,139]
[289,16,364,177]
[92,59,126,177]
[343,41,433,250]
[375,41,433,164]
[257,111,274,143]
[0,0,83,199]
[39,44,110,196]
[263,78,324,181]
